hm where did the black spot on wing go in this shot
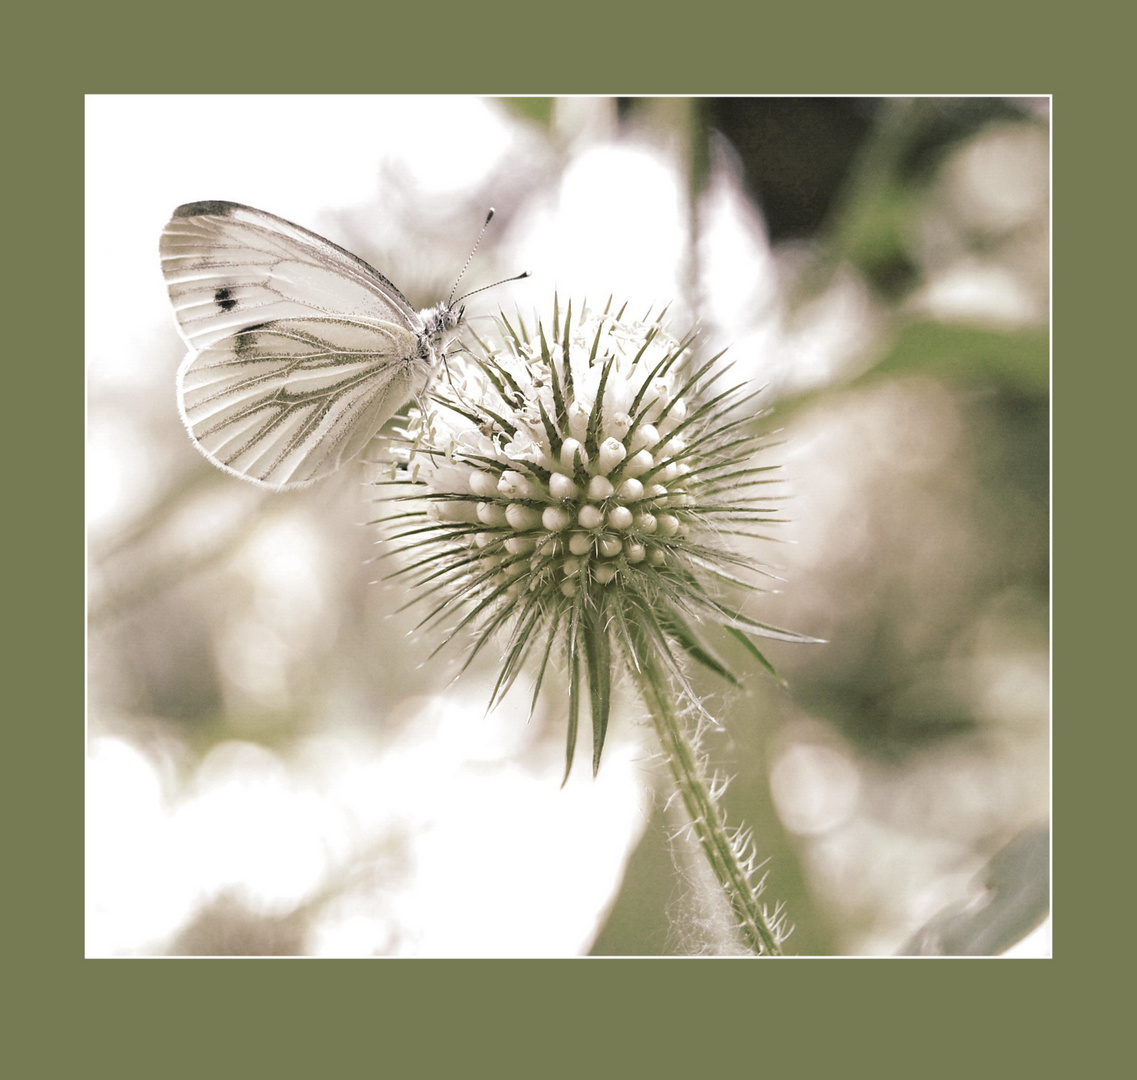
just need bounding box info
[214,286,239,312]
[235,322,268,359]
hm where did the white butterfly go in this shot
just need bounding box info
[160,200,485,489]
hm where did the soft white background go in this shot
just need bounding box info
[86,95,1050,957]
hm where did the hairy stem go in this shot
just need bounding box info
[633,653,783,956]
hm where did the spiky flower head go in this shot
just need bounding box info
[375,300,807,779]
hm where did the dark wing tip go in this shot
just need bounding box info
[172,200,245,219]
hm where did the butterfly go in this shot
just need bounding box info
[160,200,511,489]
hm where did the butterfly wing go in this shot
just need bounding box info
[177,316,430,489]
[160,200,424,349]
[161,201,436,488]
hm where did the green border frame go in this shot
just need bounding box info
[13,0,1123,1071]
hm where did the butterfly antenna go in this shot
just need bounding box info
[454,270,531,306]
[448,208,496,306]
[448,208,532,306]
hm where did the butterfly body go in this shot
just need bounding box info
[160,200,462,489]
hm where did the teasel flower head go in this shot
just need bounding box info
[373,299,812,781]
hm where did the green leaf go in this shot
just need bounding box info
[716,604,826,644]
[583,603,613,776]
[563,611,582,786]
[535,397,563,458]
[724,626,786,687]
[659,612,740,686]
[584,350,615,459]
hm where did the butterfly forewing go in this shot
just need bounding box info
[160,201,444,489]
[160,201,424,350]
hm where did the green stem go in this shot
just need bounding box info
[633,653,783,956]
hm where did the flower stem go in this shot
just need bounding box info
[633,652,784,956]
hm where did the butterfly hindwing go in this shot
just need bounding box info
[178,316,429,489]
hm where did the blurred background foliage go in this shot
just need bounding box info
[87,96,1049,956]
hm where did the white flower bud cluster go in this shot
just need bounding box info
[414,310,704,600]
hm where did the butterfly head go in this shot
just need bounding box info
[420,300,465,346]
[414,302,465,368]
[421,301,465,336]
